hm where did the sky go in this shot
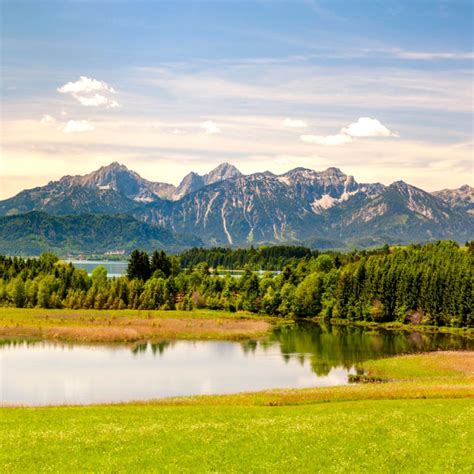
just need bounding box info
[0,0,473,199]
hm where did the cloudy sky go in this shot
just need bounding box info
[1,0,472,199]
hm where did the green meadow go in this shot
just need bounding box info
[2,400,473,473]
[1,352,473,472]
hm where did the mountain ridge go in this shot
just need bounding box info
[433,184,474,215]
[1,162,472,249]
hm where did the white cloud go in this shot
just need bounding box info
[301,117,397,146]
[342,117,397,137]
[201,120,221,134]
[57,76,120,108]
[391,49,474,60]
[74,94,109,107]
[58,76,114,95]
[40,114,56,124]
[283,118,308,128]
[61,120,94,133]
[301,133,353,146]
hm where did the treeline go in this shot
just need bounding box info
[0,242,472,328]
[179,245,393,270]
[179,245,316,270]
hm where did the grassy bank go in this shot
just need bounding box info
[1,352,473,472]
[130,351,474,407]
[0,308,272,342]
[313,317,474,338]
[2,307,471,343]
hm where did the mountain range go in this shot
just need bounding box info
[0,162,472,254]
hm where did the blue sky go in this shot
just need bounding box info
[1,0,473,198]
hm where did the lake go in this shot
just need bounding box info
[66,260,128,278]
[65,261,279,279]
[1,323,471,406]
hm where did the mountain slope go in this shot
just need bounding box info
[137,167,387,245]
[0,183,138,216]
[331,181,472,243]
[137,171,472,246]
[0,162,243,215]
[0,162,472,248]
[0,212,202,256]
[60,161,176,201]
[0,162,170,216]
[433,185,474,215]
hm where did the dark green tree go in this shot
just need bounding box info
[127,250,151,281]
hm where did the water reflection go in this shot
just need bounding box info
[269,323,472,376]
[0,323,471,406]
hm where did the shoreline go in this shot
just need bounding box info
[1,351,472,408]
[311,316,474,338]
[0,307,472,342]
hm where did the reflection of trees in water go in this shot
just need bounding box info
[1,338,172,356]
[150,341,171,355]
[0,338,42,348]
[270,323,473,376]
[131,341,172,356]
[2,327,472,375]
[241,340,258,354]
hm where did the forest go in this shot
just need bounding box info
[179,245,317,270]
[0,241,472,328]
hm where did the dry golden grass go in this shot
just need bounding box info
[136,381,472,407]
[0,312,271,342]
[365,351,474,380]
[422,351,474,375]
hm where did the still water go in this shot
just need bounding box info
[66,261,277,279]
[66,260,128,278]
[1,324,471,406]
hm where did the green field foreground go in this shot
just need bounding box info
[2,400,472,473]
[1,352,473,472]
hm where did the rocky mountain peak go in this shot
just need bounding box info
[173,163,243,199]
[205,162,242,184]
[390,180,412,192]
[321,167,345,177]
[104,161,126,170]
[1,162,472,247]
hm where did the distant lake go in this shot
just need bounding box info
[1,323,471,406]
[66,260,128,278]
[66,261,278,279]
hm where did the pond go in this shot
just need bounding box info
[1,323,471,406]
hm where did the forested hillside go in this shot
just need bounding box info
[0,241,471,327]
[0,211,201,255]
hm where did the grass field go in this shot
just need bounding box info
[1,352,473,472]
[2,400,472,473]
[0,308,272,341]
